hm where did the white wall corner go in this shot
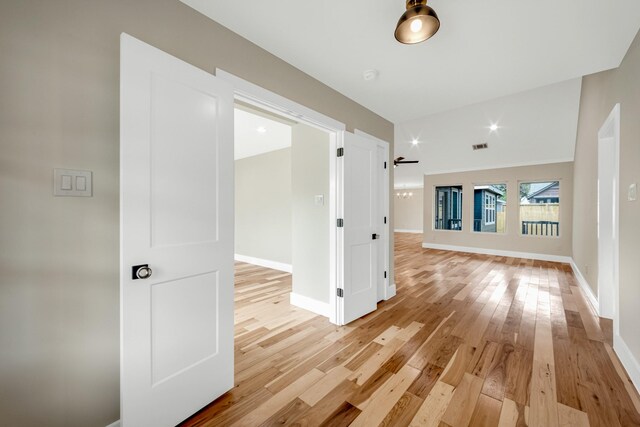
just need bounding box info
[234,254,292,273]
[569,260,599,316]
[106,420,121,427]
[394,229,423,234]
[289,292,331,318]
[421,242,573,264]
[613,334,640,396]
[385,284,397,300]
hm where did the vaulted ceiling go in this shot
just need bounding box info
[183,0,640,123]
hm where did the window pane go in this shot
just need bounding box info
[434,186,462,231]
[519,181,560,237]
[473,184,506,233]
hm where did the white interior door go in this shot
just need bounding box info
[341,132,378,324]
[120,34,234,427]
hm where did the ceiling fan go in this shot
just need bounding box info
[393,156,419,168]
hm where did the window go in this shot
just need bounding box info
[434,185,462,231]
[473,184,506,233]
[519,181,560,237]
[485,193,496,224]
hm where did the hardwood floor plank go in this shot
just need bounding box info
[298,366,352,407]
[440,373,484,427]
[557,403,590,427]
[231,368,324,426]
[379,392,424,427]
[410,381,456,427]
[350,364,421,426]
[497,398,528,427]
[470,394,503,427]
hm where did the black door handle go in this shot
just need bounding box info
[372,234,379,240]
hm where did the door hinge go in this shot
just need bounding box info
[337,288,344,298]
[384,161,387,169]
[384,271,387,279]
[337,218,344,227]
[337,147,344,157]
[384,216,387,224]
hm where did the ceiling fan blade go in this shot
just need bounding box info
[395,156,405,162]
[397,160,419,164]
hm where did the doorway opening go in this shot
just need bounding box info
[233,101,334,323]
[597,103,620,329]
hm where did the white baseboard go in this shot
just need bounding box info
[385,284,397,300]
[394,229,423,234]
[421,242,572,263]
[569,261,600,316]
[106,421,120,427]
[614,334,640,396]
[234,254,292,273]
[290,292,330,317]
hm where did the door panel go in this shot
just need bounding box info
[120,34,234,427]
[342,132,378,324]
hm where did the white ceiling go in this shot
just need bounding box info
[182,0,640,123]
[234,108,292,160]
[393,78,582,188]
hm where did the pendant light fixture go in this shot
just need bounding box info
[395,0,440,45]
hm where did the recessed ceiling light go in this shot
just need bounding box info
[489,124,499,132]
[257,126,267,133]
[411,139,419,145]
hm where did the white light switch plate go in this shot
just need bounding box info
[629,183,637,202]
[54,169,92,197]
[314,195,324,206]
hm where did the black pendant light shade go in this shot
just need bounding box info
[395,0,440,44]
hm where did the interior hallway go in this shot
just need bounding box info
[181,233,640,426]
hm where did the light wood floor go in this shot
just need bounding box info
[181,233,640,427]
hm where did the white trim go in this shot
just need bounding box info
[216,69,345,132]
[423,157,575,176]
[385,284,397,300]
[421,242,572,263]
[395,229,423,234]
[234,254,292,273]
[613,334,640,396]
[106,420,121,427]
[597,103,620,330]
[570,261,600,316]
[290,292,331,317]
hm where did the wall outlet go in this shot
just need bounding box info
[628,183,637,201]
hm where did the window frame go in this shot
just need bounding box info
[518,180,561,238]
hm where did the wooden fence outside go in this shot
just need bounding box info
[520,204,560,236]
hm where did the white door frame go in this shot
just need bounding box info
[355,129,394,301]
[216,69,345,325]
[597,103,620,331]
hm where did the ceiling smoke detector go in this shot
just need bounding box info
[363,69,379,81]
[472,143,489,150]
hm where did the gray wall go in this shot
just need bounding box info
[235,148,292,265]
[573,29,640,365]
[423,162,574,257]
[291,124,330,303]
[393,188,424,232]
[0,1,393,426]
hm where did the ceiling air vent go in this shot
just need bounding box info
[472,143,489,151]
